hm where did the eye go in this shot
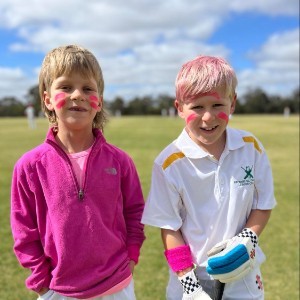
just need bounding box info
[191,105,203,110]
[60,85,71,91]
[84,86,96,92]
[213,103,224,108]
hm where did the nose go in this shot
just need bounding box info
[70,89,84,101]
[202,110,214,122]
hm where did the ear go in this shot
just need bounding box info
[97,96,103,112]
[174,99,185,119]
[44,91,54,111]
[230,93,237,114]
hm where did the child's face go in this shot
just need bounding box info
[44,72,102,131]
[175,88,236,154]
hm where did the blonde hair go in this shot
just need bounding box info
[39,45,107,130]
[175,55,237,104]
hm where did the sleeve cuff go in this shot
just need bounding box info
[127,244,141,265]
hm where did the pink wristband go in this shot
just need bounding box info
[164,245,194,272]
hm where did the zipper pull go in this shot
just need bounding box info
[78,189,84,201]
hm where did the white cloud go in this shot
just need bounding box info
[0,0,298,101]
[0,67,35,100]
[2,0,228,56]
[237,29,299,97]
[101,40,230,100]
[0,0,233,101]
[249,29,299,65]
[230,0,299,16]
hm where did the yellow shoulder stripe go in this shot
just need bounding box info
[162,152,185,170]
[243,136,262,153]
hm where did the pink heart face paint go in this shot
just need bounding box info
[89,95,99,110]
[217,112,229,123]
[54,92,67,109]
[186,113,198,125]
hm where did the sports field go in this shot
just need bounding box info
[0,115,299,300]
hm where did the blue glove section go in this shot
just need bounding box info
[206,244,249,275]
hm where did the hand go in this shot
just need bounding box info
[206,228,258,283]
[37,287,50,296]
[178,269,212,300]
[37,289,54,300]
[129,260,135,274]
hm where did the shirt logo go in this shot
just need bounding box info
[234,165,254,187]
[105,168,117,175]
[241,166,253,179]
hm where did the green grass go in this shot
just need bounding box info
[0,115,299,300]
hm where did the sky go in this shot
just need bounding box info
[0,0,299,103]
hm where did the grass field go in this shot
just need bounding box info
[0,115,299,300]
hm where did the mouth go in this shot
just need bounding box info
[68,106,87,112]
[200,125,218,132]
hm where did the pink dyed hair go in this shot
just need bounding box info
[175,55,237,104]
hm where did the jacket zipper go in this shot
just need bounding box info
[47,139,95,201]
[78,189,84,200]
[79,141,95,200]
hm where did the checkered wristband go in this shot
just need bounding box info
[238,228,258,247]
[179,269,212,299]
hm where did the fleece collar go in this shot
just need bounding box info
[45,127,106,150]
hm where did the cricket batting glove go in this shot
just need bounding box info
[206,228,258,283]
[179,269,212,300]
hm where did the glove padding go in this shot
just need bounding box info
[206,228,258,283]
[179,269,212,300]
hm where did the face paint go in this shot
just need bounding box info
[201,91,221,99]
[217,112,229,123]
[89,95,100,110]
[186,113,198,124]
[189,91,221,101]
[54,92,67,109]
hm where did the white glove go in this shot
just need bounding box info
[179,269,212,300]
[206,228,258,283]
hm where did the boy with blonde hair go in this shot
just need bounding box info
[142,55,276,299]
[11,45,145,300]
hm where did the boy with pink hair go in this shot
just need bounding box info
[142,55,276,299]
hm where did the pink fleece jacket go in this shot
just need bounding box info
[11,128,145,299]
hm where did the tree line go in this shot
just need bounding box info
[0,85,299,117]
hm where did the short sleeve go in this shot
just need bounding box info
[141,162,183,230]
[252,142,277,210]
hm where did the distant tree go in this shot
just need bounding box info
[125,96,159,115]
[233,97,245,114]
[242,88,271,114]
[287,87,300,113]
[0,97,26,116]
[267,95,285,114]
[157,94,175,110]
[0,85,298,116]
[109,96,125,115]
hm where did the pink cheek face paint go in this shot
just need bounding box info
[186,113,198,125]
[217,112,229,123]
[89,95,99,110]
[54,92,67,109]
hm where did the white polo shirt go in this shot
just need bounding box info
[142,127,276,279]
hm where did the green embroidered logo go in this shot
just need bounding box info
[234,165,254,187]
[241,166,253,179]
